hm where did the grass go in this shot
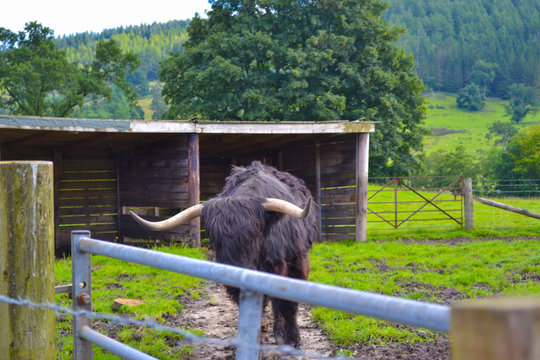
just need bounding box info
[309,239,540,350]
[55,244,207,359]
[423,92,540,158]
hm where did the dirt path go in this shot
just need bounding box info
[180,282,334,359]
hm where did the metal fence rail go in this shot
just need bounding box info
[71,230,450,360]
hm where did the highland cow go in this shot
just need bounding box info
[130,161,319,347]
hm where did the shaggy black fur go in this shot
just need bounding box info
[202,161,319,347]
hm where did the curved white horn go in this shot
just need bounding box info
[129,204,203,231]
[262,197,311,219]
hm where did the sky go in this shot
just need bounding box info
[1,0,212,37]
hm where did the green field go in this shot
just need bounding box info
[423,92,540,158]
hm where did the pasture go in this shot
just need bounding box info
[423,92,540,158]
[54,197,540,359]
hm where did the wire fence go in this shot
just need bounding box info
[472,179,540,198]
[0,294,344,360]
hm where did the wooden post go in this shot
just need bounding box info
[0,161,56,359]
[451,297,540,360]
[315,141,323,241]
[463,178,474,229]
[188,133,201,247]
[355,133,369,242]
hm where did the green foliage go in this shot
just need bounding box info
[384,0,540,93]
[310,240,540,347]
[505,83,539,124]
[423,144,479,178]
[456,83,485,111]
[160,0,426,176]
[469,60,499,95]
[0,22,140,117]
[486,121,518,150]
[505,125,540,179]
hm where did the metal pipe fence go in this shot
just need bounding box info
[71,230,450,360]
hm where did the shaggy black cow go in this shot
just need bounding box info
[130,161,319,347]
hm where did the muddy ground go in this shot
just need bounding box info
[175,282,449,360]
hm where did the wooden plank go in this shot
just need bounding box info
[57,214,118,225]
[321,233,356,241]
[57,205,117,215]
[63,158,115,171]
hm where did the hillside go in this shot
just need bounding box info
[423,92,540,158]
[384,0,540,94]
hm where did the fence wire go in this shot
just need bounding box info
[0,294,349,360]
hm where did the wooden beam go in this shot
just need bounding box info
[315,141,323,241]
[474,196,540,220]
[188,133,201,247]
[355,133,370,242]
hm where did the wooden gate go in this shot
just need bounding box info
[367,176,464,229]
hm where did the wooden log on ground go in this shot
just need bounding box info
[473,196,540,220]
[0,161,55,359]
[451,297,540,360]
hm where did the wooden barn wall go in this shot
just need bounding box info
[0,146,120,249]
[56,154,118,247]
[282,135,357,242]
[318,136,357,241]
[118,135,191,243]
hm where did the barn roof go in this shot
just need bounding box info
[0,115,375,134]
[0,115,375,157]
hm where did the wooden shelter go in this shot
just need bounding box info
[0,115,375,252]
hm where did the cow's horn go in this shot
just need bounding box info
[262,197,311,219]
[129,204,204,231]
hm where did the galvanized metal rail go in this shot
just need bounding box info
[71,230,451,360]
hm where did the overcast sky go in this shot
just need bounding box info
[1,0,212,37]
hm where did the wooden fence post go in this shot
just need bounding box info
[463,178,474,229]
[451,297,540,360]
[0,161,56,359]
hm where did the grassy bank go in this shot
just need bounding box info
[423,92,540,158]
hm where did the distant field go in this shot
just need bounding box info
[423,92,540,158]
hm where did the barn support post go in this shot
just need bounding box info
[0,161,56,359]
[451,297,540,360]
[188,133,201,247]
[355,133,370,242]
[463,178,474,229]
[315,141,323,241]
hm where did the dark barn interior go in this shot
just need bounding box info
[0,116,374,253]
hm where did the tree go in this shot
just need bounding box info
[150,83,168,119]
[505,83,539,124]
[456,83,485,111]
[486,121,517,150]
[507,125,540,179]
[483,125,540,180]
[0,22,140,117]
[469,60,499,97]
[160,0,426,176]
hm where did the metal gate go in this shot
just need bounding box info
[367,176,463,229]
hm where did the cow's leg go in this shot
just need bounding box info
[272,255,310,347]
[272,298,301,347]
